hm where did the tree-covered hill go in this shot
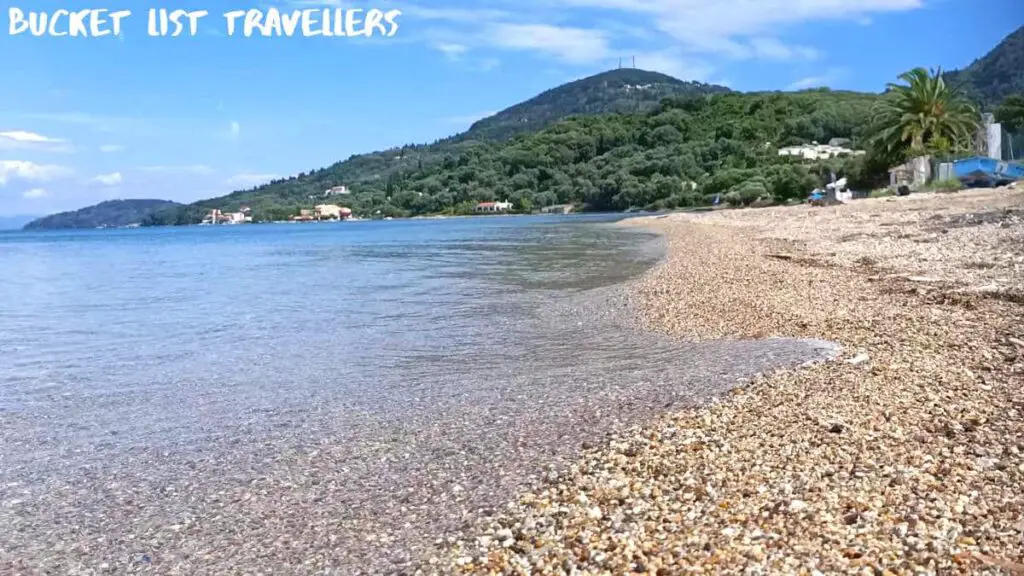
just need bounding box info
[458,68,730,142]
[146,22,1024,228]
[26,199,181,230]
[945,25,1024,108]
[143,68,732,225]
[146,89,882,225]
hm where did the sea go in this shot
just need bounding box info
[0,215,837,573]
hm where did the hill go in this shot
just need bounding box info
[945,25,1024,108]
[145,89,881,224]
[144,69,731,225]
[458,69,730,142]
[25,199,182,230]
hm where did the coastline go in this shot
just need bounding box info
[433,187,1024,574]
[0,218,838,575]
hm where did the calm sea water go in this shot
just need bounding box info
[0,215,659,462]
[0,215,836,573]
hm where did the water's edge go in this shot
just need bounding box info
[0,218,843,574]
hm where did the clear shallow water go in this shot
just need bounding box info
[0,216,835,573]
[0,216,661,461]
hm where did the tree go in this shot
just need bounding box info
[868,67,980,157]
[995,94,1024,133]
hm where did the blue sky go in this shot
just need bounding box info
[0,0,1020,216]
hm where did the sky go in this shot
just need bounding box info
[0,0,1020,217]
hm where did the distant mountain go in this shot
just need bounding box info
[25,199,182,230]
[0,215,40,230]
[459,69,731,141]
[144,69,731,225]
[946,25,1024,107]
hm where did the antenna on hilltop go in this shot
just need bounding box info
[618,57,622,69]
[632,55,636,69]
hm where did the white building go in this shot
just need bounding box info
[778,142,866,161]
[474,201,514,213]
[314,204,352,220]
[202,207,252,225]
[324,185,350,197]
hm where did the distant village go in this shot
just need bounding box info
[199,184,537,225]
[200,185,358,225]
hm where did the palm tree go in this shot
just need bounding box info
[869,67,980,157]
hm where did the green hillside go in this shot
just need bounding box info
[25,199,182,230]
[458,68,730,142]
[143,69,733,225]
[145,89,881,224]
[945,25,1024,108]
[142,24,1024,227]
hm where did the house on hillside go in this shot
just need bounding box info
[314,204,352,220]
[202,207,252,225]
[474,201,514,213]
[778,142,865,161]
[324,185,350,197]
[541,204,574,214]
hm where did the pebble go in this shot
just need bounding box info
[430,188,1024,575]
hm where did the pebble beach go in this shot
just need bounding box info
[433,187,1024,575]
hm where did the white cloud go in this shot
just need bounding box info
[0,130,73,153]
[787,76,829,90]
[137,164,215,175]
[227,173,281,187]
[549,0,921,45]
[629,49,713,82]
[404,6,515,24]
[0,130,63,143]
[22,188,49,199]
[477,58,501,72]
[435,42,469,59]
[436,0,925,64]
[92,172,123,186]
[748,37,820,61]
[487,23,611,64]
[0,160,74,185]
[99,144,124,153]
[216,120,241,141]
[291,0,346,6]
[786,68,847,90]
[19,111,121,132]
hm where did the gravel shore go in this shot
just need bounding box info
[432,187,1024,574]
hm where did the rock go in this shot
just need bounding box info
[846,353,871,366]
[788,500,809,514]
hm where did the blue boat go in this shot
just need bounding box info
[953,156,1024,187]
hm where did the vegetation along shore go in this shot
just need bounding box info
[428,186,1024,574]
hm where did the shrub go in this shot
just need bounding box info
[726,177,770,207]
[923,178,964,192]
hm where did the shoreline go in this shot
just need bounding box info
[0,219,839,575]
[432,187,1024,574]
